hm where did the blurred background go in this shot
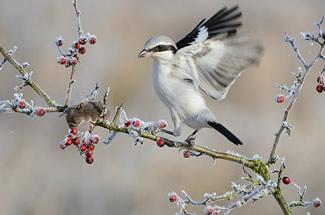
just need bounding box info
[1,0,325,214]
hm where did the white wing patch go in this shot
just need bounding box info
[190,26,208,45]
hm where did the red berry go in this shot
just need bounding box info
[19,101,26,109]
[124,120,131,127]
[55,37,64,47]
[282,176,291,185]
[60,143,67,150]
[65,60,72,68]
[73,137,80,145]
[69,58,78,66]
[313,198,321,208]
[316,84,323,93]
[317,76,323,84]
[134,120,140,127]
[65,138,72,146]
[37,108,45,116]
[79,36,87,45]
[88,36,97,44]
[86,156,94,164]
[88,144,95,150]
[183,150,191,158]
[86,149,93,157]
[92,136,99,144]
[78,47,86,54]
[276,95,285,103]
[169,195,177,202]
[213,212,219,215]
[73,41,80,49]
[70,128,78,135]
[80,144,87,151]
[57,56,66,65]
[205,208,214,215]
[156,138,165,147]
[159,120,167,128]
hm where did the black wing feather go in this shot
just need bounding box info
[176,6,242,50]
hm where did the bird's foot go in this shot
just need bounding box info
[184,130,199,146]
[185,135,197,146]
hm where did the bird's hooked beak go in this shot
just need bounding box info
[138,49,150,58]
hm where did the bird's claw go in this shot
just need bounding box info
[185,135,197,146]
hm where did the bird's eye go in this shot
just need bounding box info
[157,45,164,51]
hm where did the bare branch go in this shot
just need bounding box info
[72,0,83,37]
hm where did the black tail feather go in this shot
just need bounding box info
[207,121,243,145]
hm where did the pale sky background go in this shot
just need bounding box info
[0,0,325,214]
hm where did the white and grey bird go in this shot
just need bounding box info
[138,6,263,145]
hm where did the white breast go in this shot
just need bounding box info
[152,61,211,124]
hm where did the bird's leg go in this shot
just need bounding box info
[185,130,199,146]
[160,128,175,136]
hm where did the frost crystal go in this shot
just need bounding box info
[103,131,118,148]
[119,108,128,125]
[128,129,143,145]
[300,32,316,41]
[250,154,263,160]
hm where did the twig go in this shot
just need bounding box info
[0,44,58,108]
[72,0,83,37]
[111,103,123,124]
[64,65,76,106]
[267,33,325,165]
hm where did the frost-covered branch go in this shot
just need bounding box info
[166,169,277,215]
[268,17,325,165]
[0,44,58,108]
[72,0,83,37]
[0,0,98,116]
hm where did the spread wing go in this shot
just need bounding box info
[187,36,263,100]
[176,6,241,50]
[175,6,263,100]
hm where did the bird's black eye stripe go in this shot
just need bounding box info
[148,45,177,54]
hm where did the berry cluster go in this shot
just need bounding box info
[124,118,141,128]
[55,33,97,67]
[316,75,325,93]
[60,128,99,164]
[124,118,167,130]
[13,93,45,117]
[122,117,168,145]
